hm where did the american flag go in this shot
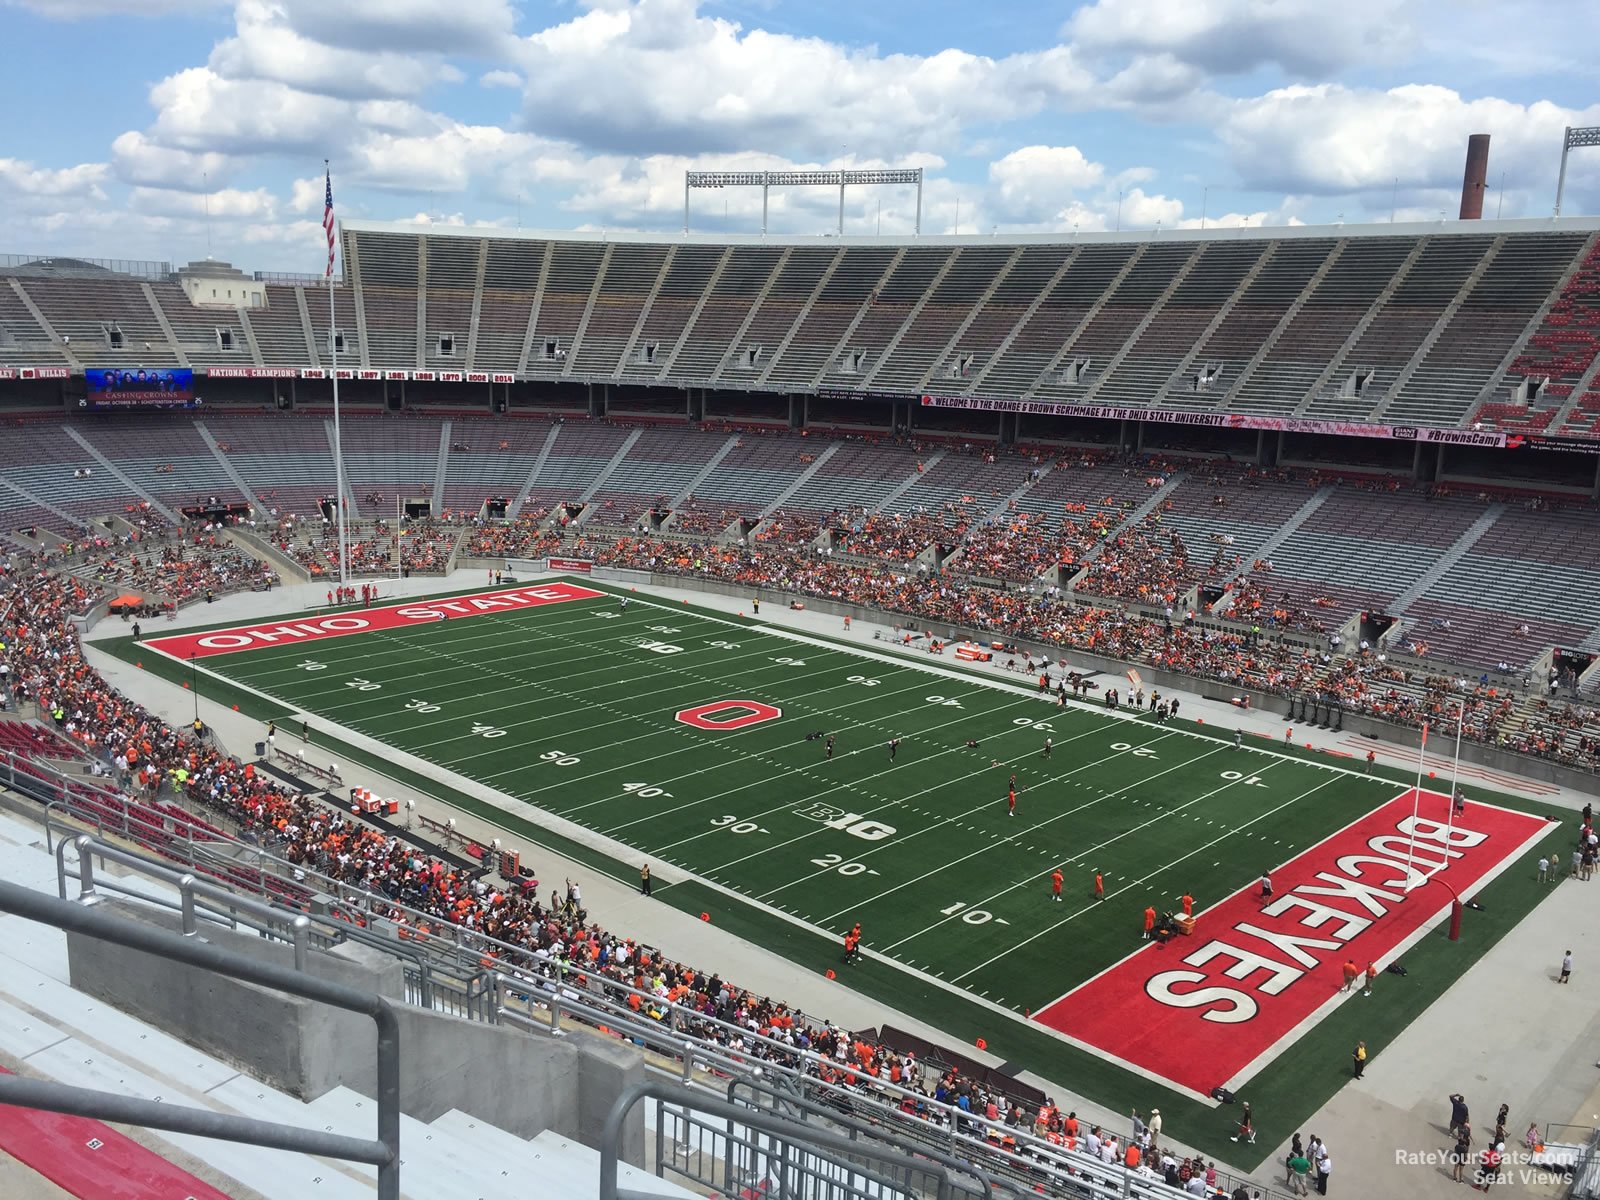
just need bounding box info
[323,167,337,279]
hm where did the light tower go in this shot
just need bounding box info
[684,169,924,236]
[1555,126,1600,216]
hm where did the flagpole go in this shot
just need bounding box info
[1444,701,1466,844]
[325,160,349,590]
[1403,721,1429,885]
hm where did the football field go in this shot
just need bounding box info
[133,578,1562,1150]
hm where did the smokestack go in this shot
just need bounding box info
[1459,134,1491,220]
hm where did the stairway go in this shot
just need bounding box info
[1023,245,1149,398]
[295,287,320,367]
[654,249,733,381]
[140,282,188,368]
[960,249,1081,396]
[869,449,946,515]
[1293,238,1431,416]
[1372,237,1506,420]
[1073,472,1186,570]
[577,428,643,504]
[758,444,840,518]
[0,478,82,532]
[614,247,678,379]
[982,462,1052,522]
[1153,243,1276,405]
[7,279,79,371]
[1214,486,1333,614]
[1079,244,1204,404]
[857,250,962,390]
[510,423,564,518]
[61,426,181,524]
[1389,503,1506,613]
[236,306,267,367]
[916,247,1026,393]
[464,237,490,370]
[195,420,263,503]
[1219,241,1347,408]
[671,434,742,507]
[1468,231,1599,416]
[432,421,453,510]
[710,248,793,383]
[806,250,908,391]
[0,811,699,1200]
[562,244,614,378]
[755,249,844,389]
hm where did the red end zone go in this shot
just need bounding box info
[143,582,605,659]
[1035,790,1552,1096]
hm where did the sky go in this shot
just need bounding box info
[1,0,1597,274]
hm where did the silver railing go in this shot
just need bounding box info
[55,833,314,969]
[602,1080,1006,1200]
[11,777,1286,1200]
[0,877,402,1199]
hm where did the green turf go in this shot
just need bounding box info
[109,581,1575,1167]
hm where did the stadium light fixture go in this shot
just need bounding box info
[684,168,923,236]
[1555,126,1600,216]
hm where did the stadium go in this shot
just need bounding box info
[3,33,1600,1200]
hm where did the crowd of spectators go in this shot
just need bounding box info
[835,509,970,561]
[753,509,822,546]
[1074,514,1195,605]
[0,565,1124,1188]
[672,506,745,537]
[2,493,1598,1200]
[465,509,560,559]
[75,532,275,606]
[1220,566,1331,636]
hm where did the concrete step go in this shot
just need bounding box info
[532,1127,702,1197]
[23,1036,372,1200]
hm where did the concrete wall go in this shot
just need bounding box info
[64,901,644,1162]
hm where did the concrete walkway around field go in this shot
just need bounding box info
[79,571,1599,1195]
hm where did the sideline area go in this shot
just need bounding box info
[81,570,1598,1196]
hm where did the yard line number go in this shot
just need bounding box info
[809,853,880,877]
[940,900,1010,926]
[710,815,769,835]
[622,782,673,799]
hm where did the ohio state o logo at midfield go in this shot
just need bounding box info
[675,700,782,730]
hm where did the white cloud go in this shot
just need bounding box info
[111,131,234,189]
[210,0,464,100]
[1068,0,1411,77]
[988,145,1107,224]
[5,0,226,17]
[0,157,110,200]
[129,184,279,220]
[480,69,523,89]
[511,0,1100,157]
[142,67,436,158]
[1216,83,1600,205]
[272,0,516,57]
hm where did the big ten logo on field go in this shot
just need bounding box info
[675,699,782,731]
[794,801,896,842]
[622,635,683,654]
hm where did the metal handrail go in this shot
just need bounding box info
[502,977,1279,1200]
[10,779,1281,1198]
[0,877,401,1199]
[600,1079,992,1200]
[55,834,313,970]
